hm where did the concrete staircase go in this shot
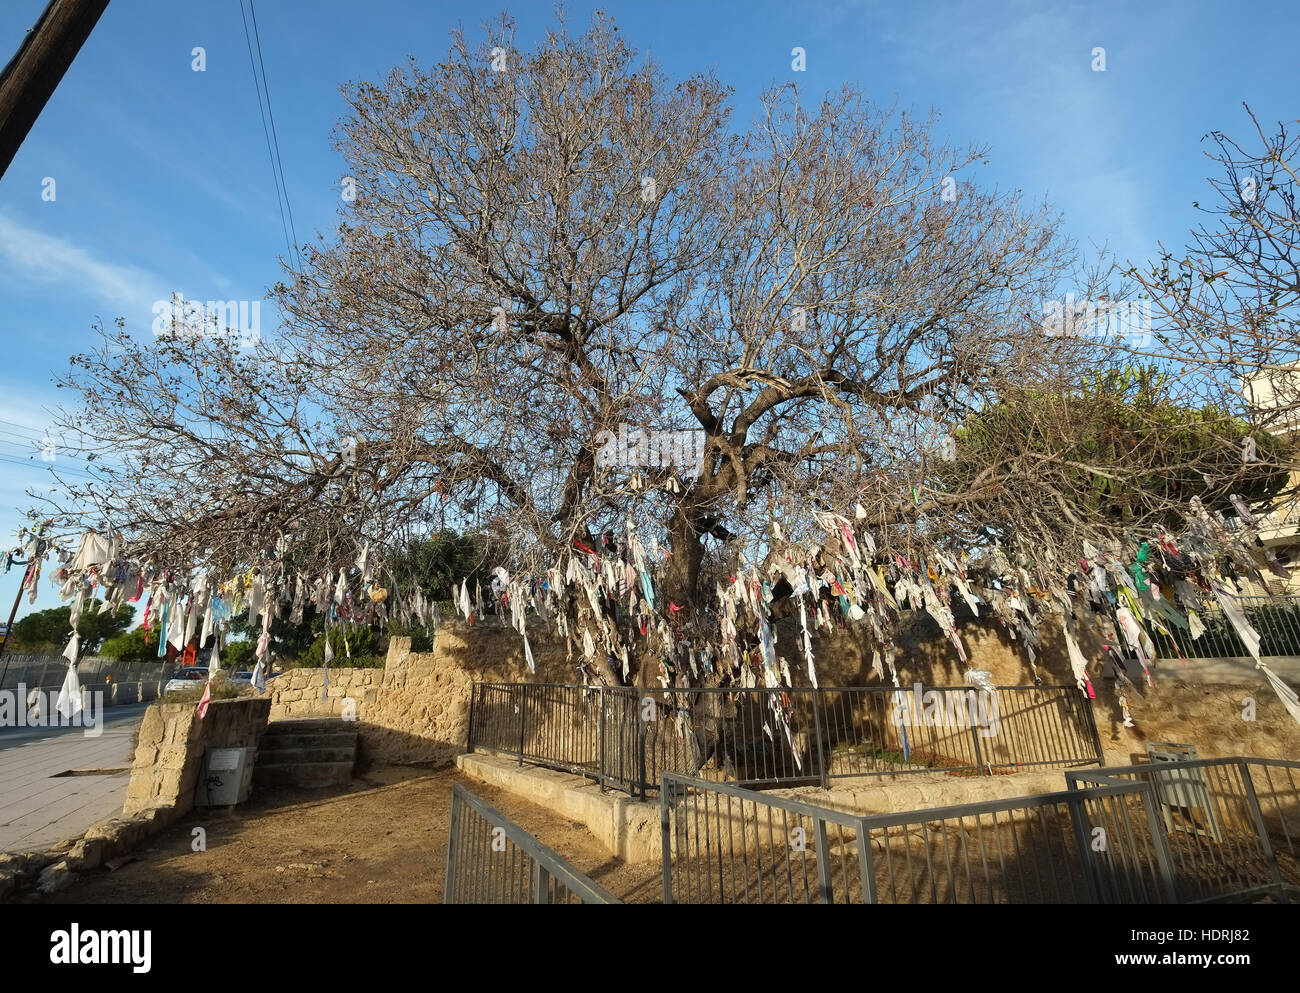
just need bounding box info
[253,718,358,790]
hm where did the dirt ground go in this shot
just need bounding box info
[33,764,662,904]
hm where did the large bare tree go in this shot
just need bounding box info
[40,13,1286,682]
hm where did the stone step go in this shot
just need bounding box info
[259,731,359,751]
[253,761,355,790]
[256,745,357,766]
[264,718,357,735]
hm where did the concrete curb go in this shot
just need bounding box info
[456,751,661,863]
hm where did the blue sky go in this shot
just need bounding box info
[0,0,1296,618]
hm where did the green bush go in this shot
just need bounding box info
[219,639,257,670]
[386,618,433,653]
[100,625,161,663]
[299,625,386,668]
[165,674,252,703]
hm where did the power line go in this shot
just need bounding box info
[0,428,45,447]
[0,454,99,482]
[0,419,50,441]
[238,0,294,261]
[0,440,100,474]
[248,0,300,262]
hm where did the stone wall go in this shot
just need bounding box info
[123,697,271,816]
[784,609,1299,764]
[267,622,572,764]
[264,613,1299,769]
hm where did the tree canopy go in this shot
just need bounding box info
[28,16,1300,687]
[10,600,133,655]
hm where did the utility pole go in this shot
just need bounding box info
[0,0,110,179]
[0,522,51,688]
[0,559,31,690]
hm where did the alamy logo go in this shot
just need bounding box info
[889,683,1000,738]
[0,685,103,737]
[50,925,151,973]
[152,292,261,347]
[594,424,706,479]
[1042,294,1152,347]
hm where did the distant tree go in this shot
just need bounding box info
[1127,107,1300,514]
[11,600,134,654]
[382,529,506,605]
[945,366,1288,539]
[220,639,257,670]
[99,624,160,663]
[300,626,385,668]
[228,603,320,661]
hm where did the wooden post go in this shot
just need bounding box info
[0,0,111,179]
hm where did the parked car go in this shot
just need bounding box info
[225,669,287,688]
[163,667,209,694]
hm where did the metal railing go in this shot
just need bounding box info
[467,682,1103,796]
[443,783,621,904]
[1147,595,1300,661]
[660,773,1173,904]
[1066,758,1300,903]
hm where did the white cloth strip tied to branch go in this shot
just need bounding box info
[457,578,471,620]
[56,637,82,721]
[1212,583,1262,661]
[1114,606,1154,684]
[255,594,273,678]
[167,593,188,652]
[184,578,204,646]
[1258,662,1300,726]
[798,596,817,688]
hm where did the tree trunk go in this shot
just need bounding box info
[663,507,705,614]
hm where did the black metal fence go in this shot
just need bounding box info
[1147,595,1300,660]
[1066,758,1300,903]
[660,772,1174,904]
[467,681,1104,795]
[443,783,621,904]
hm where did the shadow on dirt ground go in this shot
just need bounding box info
[29,764,661,904]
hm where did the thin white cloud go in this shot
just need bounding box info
[0,212,164,315]
[872,0,1154,269]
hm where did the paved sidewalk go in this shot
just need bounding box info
[0,702,150,853]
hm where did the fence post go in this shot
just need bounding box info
[637,697,648,799]
[1065,793,1103,903]
[444,786,462,903]
[1136,781,1181,903]
[533,862,551,904]
[597,685,606,791]
[812,689,828,790]
[857,815,878,904]
[517,685,527,767]
[814,816,834,903]
[661,780,675,905]
[1236,759,1289,902]
[1082,691,1105,767]
[968,690,988,776]
[465,682,477,754]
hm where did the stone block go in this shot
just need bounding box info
[66,837,107,872]
[137,706,166,745]
[35,861,74,894]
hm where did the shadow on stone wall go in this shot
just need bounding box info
[266,613,1299,770]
